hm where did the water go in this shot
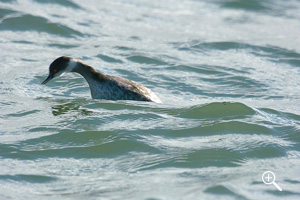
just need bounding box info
[1,0,300,199]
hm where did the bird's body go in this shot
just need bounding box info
[42,56,162,103]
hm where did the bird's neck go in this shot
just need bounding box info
[71,60,106,85]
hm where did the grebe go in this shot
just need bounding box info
[41,56,162,103]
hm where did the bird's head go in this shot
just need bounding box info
[41,56,76,85]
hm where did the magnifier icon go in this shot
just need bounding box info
[262,171,282,191]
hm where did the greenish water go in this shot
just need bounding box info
[1,0,300,199]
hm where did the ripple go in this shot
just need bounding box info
[181,41,252,51]
[204,185,246,199]
[167,64,229,75]
[7,109,40,117]
[177,148,243,168]
[252,46,300,67]
[0,8,16,19]
[179,102,256,119]
[114,46,136,51]
[8,130,160,159]
[0,174,57,183]
[0,0,14,3]
[168,122,271,138]
[126,55,167,65]
[33,0,82,9]
[215,0,292,17]
[218,0,268,12]
[97,54,124,63]
[177,40,300,67]
[0,14,83,37]
[48,43,80,49]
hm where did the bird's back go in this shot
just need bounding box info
[88,75,162,103]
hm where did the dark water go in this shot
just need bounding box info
[0,0,300,199]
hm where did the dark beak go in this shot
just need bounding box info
[41,74,54,85]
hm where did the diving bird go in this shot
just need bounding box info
[42,56,162,103]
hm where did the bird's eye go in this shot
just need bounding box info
[53,69,58,73]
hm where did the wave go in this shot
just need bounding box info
[0,14,83,37]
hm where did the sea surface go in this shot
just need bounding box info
[1,0,300,199]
